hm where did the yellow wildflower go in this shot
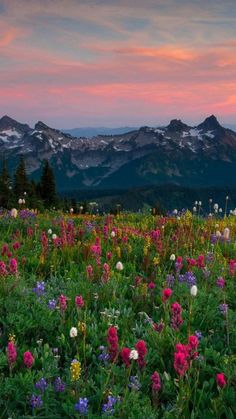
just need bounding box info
[153,256,159,266]
[70,359,81,381]
[78,321,86,334]
[116,246,121,258]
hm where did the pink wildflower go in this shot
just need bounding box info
[216,373,227,388]
[9,258,18,274]
[120,347,131,367]
[75,295,84,308]
[59,294,67,312]
[7,341,17,365]
[135,340,147,368]
[107,326,119,362]
[162,288,172,302]
[151,371,161,392]
[23,351,34,368]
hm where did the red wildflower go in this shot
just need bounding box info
[86,265,94,279]
[197,255,205,268]
[23,351,34,368]
[188,335,199,351]
[171,302,183,330]
[59,294,67,312]
[120,347,131,367]
[75,295,84,308]
[216,373,227,388]
[107,326,119,362]
[174,351,189,376]
[9,258,18,274]
[162,288,172,302]
[7,341,17,365]
[135,340,147,368]
[151,371,161,392]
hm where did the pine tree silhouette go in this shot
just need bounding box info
[0,160,12,208]
[40,160,57,207]
[14,157,29,197]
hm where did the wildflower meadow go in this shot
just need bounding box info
[0,207,236,418]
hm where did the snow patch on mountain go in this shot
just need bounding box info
[1,129,22,138]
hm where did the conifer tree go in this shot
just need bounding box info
[0,160,12,208]
[39,160,57,207]
[14,157,29,198]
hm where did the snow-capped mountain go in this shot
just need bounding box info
[0,114,236,190]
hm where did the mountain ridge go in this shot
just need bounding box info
[0,114,235,191]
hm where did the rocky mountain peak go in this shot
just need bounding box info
[197,115,221,131]
[34,121,50,131]
[0,115,30,132]
[167,119,189,131]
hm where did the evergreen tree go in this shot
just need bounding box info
[0,160,12,208]
[40,160,57,207]
[14,157,29,198]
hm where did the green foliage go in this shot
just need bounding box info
[0,212,235,417]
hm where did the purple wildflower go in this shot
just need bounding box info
[35,377,47,392]
[98,346,109,364]
[30,394,43,409]
[128,376,141,391]
[75,397,89,415]
[195,331,203,340]
[219,304,228,315]
[54,377,65,392]
[216,277,225,289]
[185,272,196,287]
[166,274,175,288]
[102,395,120,415]
[33,281,45,298]
[48,299,57,310]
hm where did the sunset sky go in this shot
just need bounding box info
[0,0,236,128]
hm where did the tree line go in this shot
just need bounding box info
[0,158,57,210]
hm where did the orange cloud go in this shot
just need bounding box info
[113,46,196,61]
[0,29,18,47]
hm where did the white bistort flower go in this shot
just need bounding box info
[111,231,116,238]
[70,327,78,338]
[52,233,57,240]
[48,229,52,235]
[170,254,176,261]
[10,208,18,218]
[116,261,123,271]
[129,349,139,360]
[223,228,230,240]
[190,285,198,297]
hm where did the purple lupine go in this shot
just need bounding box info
[102,395,120,415]
[33,281,45,298]
[195,331,203,340]
[219,304,228,315]
[48,299,57,310]
[128,376,141,391]
[98,346,110,364]
[75,397,89,415]
[166,274,175,288]
[35,377,47,392]
[30,394,43,409]
[54,377,65,392]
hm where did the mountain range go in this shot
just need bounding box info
[0,114,236,191]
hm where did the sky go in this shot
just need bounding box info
[0,0,236,128]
